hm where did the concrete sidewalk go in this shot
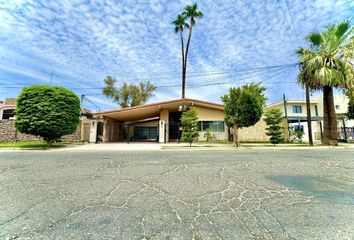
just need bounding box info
[0,142,353,152]
[57,142,354,152]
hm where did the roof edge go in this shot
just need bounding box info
[94,98,224,115]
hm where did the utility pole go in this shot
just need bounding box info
[80,94,85,109]
[50,71,53,85]
[300,62,313,146]
[283,93,289,139]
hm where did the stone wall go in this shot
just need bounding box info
[0,119,82,142]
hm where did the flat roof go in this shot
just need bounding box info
[95,98,224,122]
[266,99,319,108]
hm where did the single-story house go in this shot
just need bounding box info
[91,98,270,143]
[92,98,228,143]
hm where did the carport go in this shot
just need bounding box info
[92,98,225,143]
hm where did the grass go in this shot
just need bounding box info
[161,141,315,149]
[0,141,84,149]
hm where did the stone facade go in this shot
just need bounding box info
[0,119,82,142]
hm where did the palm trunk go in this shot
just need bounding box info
[305,81,313,146]
[233,124,240,147]
[180,29,185,99]
[322,86,338,146]
[183,21,193,99]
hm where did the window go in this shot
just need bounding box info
[335,105,340,110]
[293,125,304,132]
[292,105,302,113]
[2,109,15,119]
[199,121,225,132]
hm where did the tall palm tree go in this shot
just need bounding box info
[297,21,354,145]
[172,14,189,98]
[182,3,203,98]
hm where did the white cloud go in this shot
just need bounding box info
[0,0,352,107]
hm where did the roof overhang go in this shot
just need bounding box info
[94,98,224,122]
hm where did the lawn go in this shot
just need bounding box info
[161,141,310,149]
[0,141,84,149]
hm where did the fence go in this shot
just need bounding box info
[338,127,354,141]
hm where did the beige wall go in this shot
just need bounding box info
[193,106,228,141]
[160,109,169,142]
[194,106,225,121]
[238,118,269,141]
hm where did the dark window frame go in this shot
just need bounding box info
[199,121,225,132]
[292,105,302,113]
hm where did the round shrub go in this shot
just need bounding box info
[15,85,81,144]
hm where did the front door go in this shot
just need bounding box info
[169,111,182,141]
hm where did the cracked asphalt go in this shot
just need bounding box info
[0,149,354,239]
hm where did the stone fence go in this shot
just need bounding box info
[0,119,82,142]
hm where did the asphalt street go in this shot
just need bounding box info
[0,149,353,239]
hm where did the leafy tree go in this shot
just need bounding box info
[173,3,203,98]
[221,83,266,147]
[181,107,199,146]
[296,20,354,145]
[102,76,156,108]
[15,85,80,145]
[264,109,284,145]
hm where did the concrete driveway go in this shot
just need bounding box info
[0,149,353,239]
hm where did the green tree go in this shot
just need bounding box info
[15,85,80,145]
[264,109,284,145]
[296,20,354,145]
[173,3,203,98]
[102,76,156,108]
[221,83,266,147]
[181,107,200,146]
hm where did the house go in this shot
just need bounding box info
[266,99,321,141]
[0,98,16,120]
[266,94,354,142]
[92,98,228,143]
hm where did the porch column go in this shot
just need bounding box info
[160,109,169,142]
[102,120,109,142]
[89,120,98,143]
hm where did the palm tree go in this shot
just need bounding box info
[182,3,203,98]
[296,21,354,145]
[172,14,189,98]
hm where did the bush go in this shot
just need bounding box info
[204,128,215,142]
[294,130,304,142]
[15,85,81,145]
[264,109,284,145]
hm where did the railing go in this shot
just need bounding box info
[338,127,354,141]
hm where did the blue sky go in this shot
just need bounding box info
[0,0,353,111]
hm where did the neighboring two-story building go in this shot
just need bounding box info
[266,94,354,142]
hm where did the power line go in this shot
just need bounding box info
[0,62,298,90]
[284,0,300,43]
[48,62,298,80]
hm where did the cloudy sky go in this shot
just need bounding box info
[0,0,352,111]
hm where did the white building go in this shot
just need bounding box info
[266,93,354,142]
